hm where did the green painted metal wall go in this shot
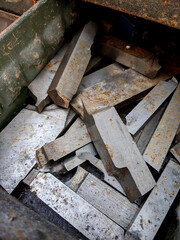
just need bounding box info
[0,0,77,130]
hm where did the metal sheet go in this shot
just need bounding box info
[28,44,68,112]
[82,0,180,29]
[143,84,180,172]
[48,21,98,108]
[30,172,125,240]
[0,187,78,240]
[99,35,161,78]
[71,69,170,118]
[84,106,156,202]
[77,63,124,94]
[77,173,139,229]
[0,107,68,193]
[170,142,180,163]
[126,79,177,135]
[36,118,91,168]
[126,160,180,240]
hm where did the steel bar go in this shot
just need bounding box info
[28,44,68,112]
[170,142,180,163]
[126,159,180,240]
[143,84,180,171]
[48,21,98,108]
[0,10,19,33]
[71,69,171,118]
[135,106,166,155]
[95,160,126,195]
[0,0,77,130]
[82,0,180,29]
[0,0,35,15]
[66,166,89,192]
[0,187,77,240]
[83,106,156,202]
[30,172,125,240]
[47,143,97,174]
[36,118,91,168]
[99,35,161,78]
[85,55,103,75]
[76,63,124,94]
[126,79,177,135]
[0,106,68,193]
[77,173,139,230]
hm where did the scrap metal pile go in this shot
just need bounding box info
[0,21,180,240]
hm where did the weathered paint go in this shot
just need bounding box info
[0,0,77,130]
[82,0,180,29]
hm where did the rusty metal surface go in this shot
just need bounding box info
[143,84,180,172]
[0,186,78,240]
[28,44,68,112]
[48,21,98,108]
[36,118,91,168]
[30,172,125,240]
[126,79,177,135]
[77,172,139,230]
[0,0,35,15]
[135,105,166,155]
[71,69,170,118]
[76,63,124,94]
[0,10,18,33]
[99,35,161,78]
[0,106,68,193]
[126,159,180,240]
[83,106,156,202]
[170,142,180,163]
[0,0,77,130]
[82,0,180,29]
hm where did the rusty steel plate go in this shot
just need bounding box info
[82,0,180,29]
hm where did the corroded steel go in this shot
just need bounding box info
[126,79,177,135]
[0,187,77,240]
[0,0,35,15]
[0,0,77,130]
[71,69,171,118]
[82,0,180,29]
[126,160,180,240]
[143,84,180,172]
[36,118,91,168]
[48,21,98,108]
[99,35,161,78]
[83,106,156,202]
[0,10,18,33]
[28,44,68,112]
[30,172,125,240]
[0,106,68,193]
